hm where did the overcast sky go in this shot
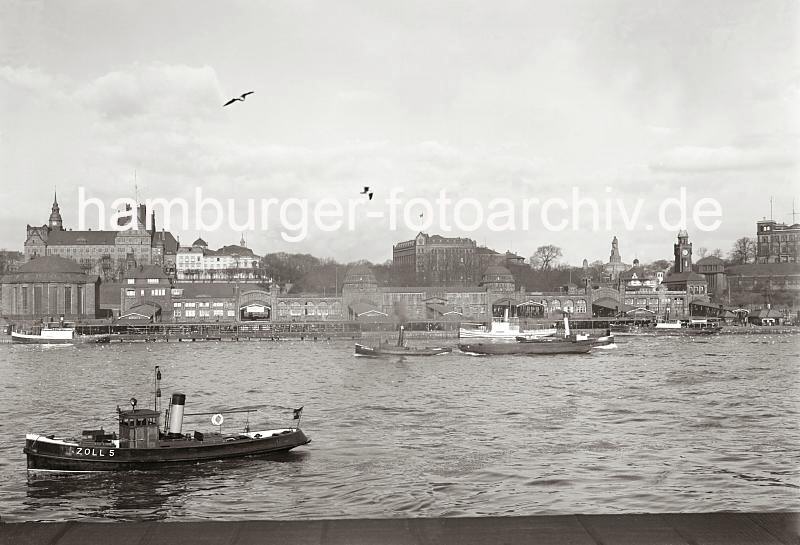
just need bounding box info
[1,0,797,265]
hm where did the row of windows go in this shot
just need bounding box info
[276,301,343,317]
[125,288,166,297]
[173,301,232,308]
[175,309,236,318]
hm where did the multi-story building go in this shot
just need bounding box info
[756,219,800,263]
[175,236,261,282]
[119,265,173,322]
[24,194,179,280]
[392,232,479,286]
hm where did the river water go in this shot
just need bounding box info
[0,334,798,522]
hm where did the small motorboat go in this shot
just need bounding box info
[355,325,452,357]
[12,321,110,345]
[23,366,310,471]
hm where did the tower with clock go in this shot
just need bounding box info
[673,230,692,273]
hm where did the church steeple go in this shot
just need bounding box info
[239,233,246,247]
[48,190,63,231]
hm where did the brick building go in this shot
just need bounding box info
[756,219,800,263]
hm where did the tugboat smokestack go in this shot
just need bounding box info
[168,393,186,435]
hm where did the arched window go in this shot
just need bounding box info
[550,299,561,310]
[563,300,574,313]
[331,301,342,317]
[318,301,329,317]
[290,302,302,316]
[575,299,587,313]
[305,301,316,316]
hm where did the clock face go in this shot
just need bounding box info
[681,249,689,256]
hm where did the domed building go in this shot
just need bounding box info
[0,256,100,320]
[479,265,515,292]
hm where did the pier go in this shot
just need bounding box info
[2,512,797,544]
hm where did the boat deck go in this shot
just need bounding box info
[2,512,796,544]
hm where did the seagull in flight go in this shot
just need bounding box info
[360,186,374,200]
[223,91,254,107]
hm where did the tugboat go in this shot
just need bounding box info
[355,325,452,357]
[12,321,110,344]
[23,366,310,471]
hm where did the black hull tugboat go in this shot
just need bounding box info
[24,367,310,471]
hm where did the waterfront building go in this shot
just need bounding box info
[0,255,100,320]
[756,219,800,263]
[24,195,179,280]
[171,283,241,322]
[341,263,593,323]
[119,265,173,323]
[663,231,708,297]
[176,238,261,282]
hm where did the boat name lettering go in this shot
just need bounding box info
[75,447,115,457]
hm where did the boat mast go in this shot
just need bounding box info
[153,365,162,415]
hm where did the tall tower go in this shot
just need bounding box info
[240,233,246,247]
[673,230,692,273]
[48,191,63,231]
[609,236,621,264]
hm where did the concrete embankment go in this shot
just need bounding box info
[2,512,798,544]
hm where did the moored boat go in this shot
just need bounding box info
[653,319,721,336]
[11,321,110,345]
[23,366,310,471]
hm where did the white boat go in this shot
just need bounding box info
[11,322,110,345]
[459,312,556,340]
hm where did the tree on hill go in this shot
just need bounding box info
[530,245,562,271]
[728,237,756,265]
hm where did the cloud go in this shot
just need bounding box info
[649,145,798,173]
[74,63,223,121]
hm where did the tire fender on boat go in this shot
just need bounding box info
[211,413,224,426]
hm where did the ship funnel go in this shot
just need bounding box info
[168,393,186,435]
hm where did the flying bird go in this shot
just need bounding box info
[360,187,374,200]
[223,91,254,107]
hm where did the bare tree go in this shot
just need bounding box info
[710,248,723,258]
[729,237,756,264]
[530,245,563,271]
[696,247,708,259]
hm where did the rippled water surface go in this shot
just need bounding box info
[0,334,798,521]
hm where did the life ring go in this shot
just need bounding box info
[254,433,262,439]
[211,413,224,426]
